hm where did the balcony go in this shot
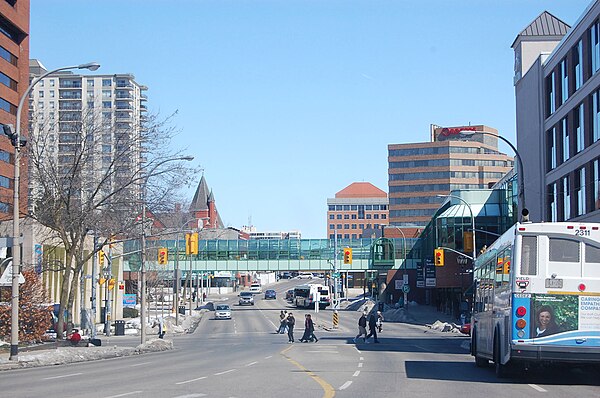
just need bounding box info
[59,90,82,100]
[59,79,82,89]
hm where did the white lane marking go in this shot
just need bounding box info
[43,373,83,380]
[245,361,258,367]
[104,392,143,398]
[176,376,207,385]
[214,369,236,376]
[359,357,364,361]
[414,345,428,351]
[173,395,207,398]
[306,351,339,354]
[358,362,363,368]
[528,384,548,392]
[265,355,273,359]
[353,370,360,377]
[339,381,352,390]
[129,362,152,367]
[354,347,361,354]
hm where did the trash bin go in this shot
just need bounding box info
[114,320,125,336]
[179,306,186,315]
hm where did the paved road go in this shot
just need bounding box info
[0,279,598,397]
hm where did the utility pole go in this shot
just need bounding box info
[91,236,98,339]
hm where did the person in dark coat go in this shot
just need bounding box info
[286,312,295,343]
[354,312,368,343]
[300,314,318,342]
[365,312,380,343]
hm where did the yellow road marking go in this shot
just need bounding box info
[280,345,336,398]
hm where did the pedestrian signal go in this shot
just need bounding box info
[343,248,353,264]
[158,247,168,265]
[434,248,444,266]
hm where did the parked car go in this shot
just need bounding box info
[296,272,313,279]
[264,289,276,299]
[285,289,294,301]
[460,322,471,335]
[238,291,255,305]
[280,272,292,279]
[214,304,232,320]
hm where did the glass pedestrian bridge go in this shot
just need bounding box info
[124,237,418,272]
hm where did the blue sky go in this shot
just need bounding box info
[30,0,591,238]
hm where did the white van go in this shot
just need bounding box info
[249,283,262,294]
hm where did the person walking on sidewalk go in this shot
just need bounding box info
[366,312,379,343]
[354,312,368,343]
[286,312,295,343]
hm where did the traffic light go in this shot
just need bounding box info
[98,250,105,266]
[108,278,116,290]
[158,247,168,265]
[190,232,199,255]
[185,233,199,255]
[343,248,353,264]
[434,248,444,266]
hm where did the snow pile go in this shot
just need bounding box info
[0,339,174,370]
[426,320,463,333]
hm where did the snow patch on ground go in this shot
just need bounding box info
[0,339,174,369]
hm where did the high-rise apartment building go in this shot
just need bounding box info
[28,60,147,208]
[388,125,514,227]
[513,5,600,223]
[327,182,388,239]
[0,0,29,219]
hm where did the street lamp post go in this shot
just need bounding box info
[458,130,525,211]
[140,156,193,344]
[9,62,101,361]
[383,225,407,306]
[174,219,196,325]
[436,194,476,262]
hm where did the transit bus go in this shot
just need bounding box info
[470,221,600,377]
[294,284,331,309]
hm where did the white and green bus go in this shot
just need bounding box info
[471,222,600,377]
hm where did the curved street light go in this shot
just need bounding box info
[140,156,194,344]
[458,130,525,211]
[10,62,101,361]
[436,194,476,262]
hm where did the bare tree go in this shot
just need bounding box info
[26,107,197,338]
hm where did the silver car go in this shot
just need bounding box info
[238,291,255,305]
[214,304,232,319]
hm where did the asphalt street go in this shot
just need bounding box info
[0,279,598,398]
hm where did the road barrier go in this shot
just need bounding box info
[332,310,339,329]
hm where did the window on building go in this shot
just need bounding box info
[102,79,112,87]
[49,101,54,109]
[352,224,357,229]
[87,90,94,99]
[366,214,372,219]
[592,20,600,75]
[336,214,342,219]
[329,214,334,220]
[0,45,17,66]
[358,205,365,219]
[575,167,586,216]
[575,103,585,153]
[546,72,556,116]
[562,117,569,163]
[337,224,342,229]
[351,205,357,210]
[594,159,600,211]
[344,224,350,229]
[49,79,55,87]
[560,59,568,104]
[329,224,334,230]
[351,214,357,219]
[344,234,350,239]
[343,214,349,219]
[328,205,335,211]
[359,224,364,229]
[87,79,94,87]
[352,234,357,239]
[381,214,387,219]
[102,101,111,109]
[563,175,571,220]
[573,40,583,90]
[548,182,558,222]
[374,214,379,219]
[38,90,43,98]
[547,127,556,171]
[102,90,111,98]
[49,90,54,98]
